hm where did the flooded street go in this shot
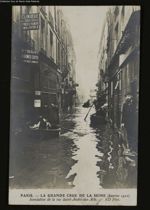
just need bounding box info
[9,106,137,189]
[61,107,102,191]
[8,5,139,206]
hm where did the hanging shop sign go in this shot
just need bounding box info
[21,49,39,64]
[21,13,39,30]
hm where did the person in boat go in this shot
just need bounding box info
[39,116,51,129]
[29,116,51,130]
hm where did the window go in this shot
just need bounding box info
[121,6,125,33]
[41,6,46,13]
[114,6,119,18]
[41,17,45,50]
[115,22,119,41]
[49,10,54,26]
[121,6,125,17]
[25,6,31,14]
[50,30,53,45]
[50,30,53,57]
[114,22,119,50]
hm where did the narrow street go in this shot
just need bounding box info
[9,106,137,189]
[7,5,140,206]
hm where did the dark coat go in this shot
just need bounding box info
[122,101,137,137]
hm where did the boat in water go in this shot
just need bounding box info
[28,127,61,138]
[82,99,91,108]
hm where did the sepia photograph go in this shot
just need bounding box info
[9,5,140,205]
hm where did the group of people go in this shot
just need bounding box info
[29,103,59,130]
[93,93,138,153]
[29,116,52,130]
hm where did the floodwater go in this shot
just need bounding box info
[9,106,137,189]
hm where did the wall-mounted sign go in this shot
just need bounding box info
[35,91,41,96]
[21,13,39,30]
[34,99,41,108]
[22,49,39,64]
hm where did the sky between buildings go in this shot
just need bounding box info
[61,6,108,100]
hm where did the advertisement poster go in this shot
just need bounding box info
[8,3,140,206]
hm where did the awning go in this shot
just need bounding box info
[115,10,140,56]
[107,10,140,74]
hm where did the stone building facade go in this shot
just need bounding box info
[11,6,77,129]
